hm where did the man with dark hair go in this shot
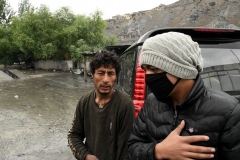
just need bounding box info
[128,32,240,160]
[68,50,135,160]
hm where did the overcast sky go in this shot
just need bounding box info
[8,0,178,19]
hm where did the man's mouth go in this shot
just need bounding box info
[101,86,110,90]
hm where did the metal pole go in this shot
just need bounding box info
[83,55,87,82]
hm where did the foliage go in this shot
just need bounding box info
[51,7,76,59]
[69,10,116,62]
[104,35,117,46]
[1,3,117,66]
[0,25,19,65]
[70,39,91,62]
[11,5,59,61]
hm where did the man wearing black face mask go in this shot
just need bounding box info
[145,72,181,103]
[128,32,240,160]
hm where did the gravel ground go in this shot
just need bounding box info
[0,69,94,160]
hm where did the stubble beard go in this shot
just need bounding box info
[96,88,112,96]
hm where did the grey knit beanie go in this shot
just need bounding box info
[140,32,203,79]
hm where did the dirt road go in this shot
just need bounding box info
[0,69,94,160]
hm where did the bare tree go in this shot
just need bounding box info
[0,0,15,25]
[18,0,33,16]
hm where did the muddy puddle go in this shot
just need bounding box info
[0,70,94,160]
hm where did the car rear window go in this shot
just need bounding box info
[200,41,240,92]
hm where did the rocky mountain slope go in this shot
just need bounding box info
[105,0,240,45]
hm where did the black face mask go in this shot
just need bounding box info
[145,72,181,102]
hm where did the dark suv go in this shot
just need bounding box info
[113,27,240,117]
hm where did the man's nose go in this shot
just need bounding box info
[102,74,110,82]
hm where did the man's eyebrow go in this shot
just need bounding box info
[97,70,115,73]
[97,70,105,72]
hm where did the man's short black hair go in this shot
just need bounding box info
[89,50,121,76]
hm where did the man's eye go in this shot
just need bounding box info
[108,72,115,76]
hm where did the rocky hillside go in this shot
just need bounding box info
[105,0,240,45]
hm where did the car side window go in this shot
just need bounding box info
[116,58,124,86]
[229,69,240,90]
[200,45,240,92]
[122,52,134,95]
[201,69,240,91]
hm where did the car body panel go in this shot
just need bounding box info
[113,27,240,116]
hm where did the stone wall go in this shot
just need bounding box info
[33,60,73,71]
[1,60,91,71]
